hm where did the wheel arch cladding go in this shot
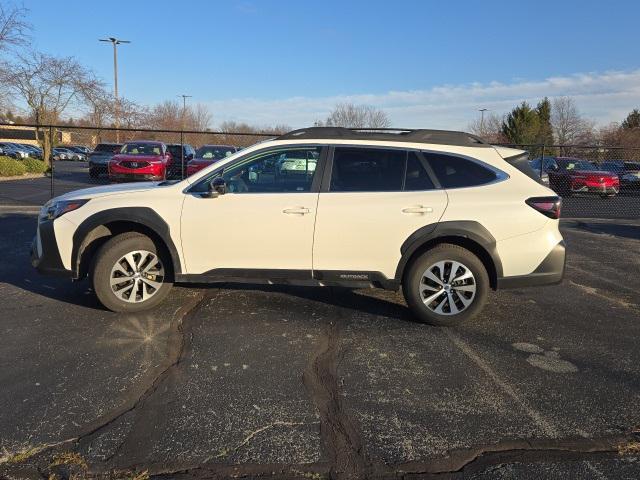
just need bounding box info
[396,221,502,289]
[71,207,182,278]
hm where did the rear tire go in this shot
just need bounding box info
[91,232,173,313]
[403,244,489,326]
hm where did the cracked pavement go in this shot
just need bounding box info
[1,213,639,479]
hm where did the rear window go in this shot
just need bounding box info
[94,144,122,152]
[426,153,497,188]
[167,145,185,157]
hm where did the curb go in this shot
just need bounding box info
[0,205,40,213]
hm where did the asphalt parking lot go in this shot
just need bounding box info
[0,210,639,479]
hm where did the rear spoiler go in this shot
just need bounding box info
[493,146,541,182]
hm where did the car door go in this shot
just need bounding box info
[312,146,448,280]
[180,145,326,275]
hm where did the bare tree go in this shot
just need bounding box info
[190,103,213,131]
[146,100,213,131]
[0,51,102,163]
[468,112,506,143]
[319,102,391,128]
[0,2,30,52]
[218,120,289,147]
[551,97,594,148]
[79,84,113,127]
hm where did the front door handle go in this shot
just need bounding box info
[283,207,311,215]
[402,205,433,214]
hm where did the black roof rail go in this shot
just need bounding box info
[276,127,489,147]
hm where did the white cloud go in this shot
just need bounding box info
[206,69,640,130]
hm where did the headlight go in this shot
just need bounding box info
[39,199,89,221]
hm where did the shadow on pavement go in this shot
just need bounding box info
[574,221,640,240]
[0,212,106,311]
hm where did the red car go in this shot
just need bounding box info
[548,157,619,198]
[186,144,238,176]
[109,141,173,182]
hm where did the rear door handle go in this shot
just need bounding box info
[402,205,433,214]
[283,207,310,215]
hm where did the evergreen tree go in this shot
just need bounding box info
[621,109,640,129]
[501,102,540,144]
[535,97,554,144]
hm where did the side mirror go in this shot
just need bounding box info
[212,177,226,195]
[204,177,226,198]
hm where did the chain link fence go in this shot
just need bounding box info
[500,143,640,219]
[1,123,639,220]
[0,123,276,206]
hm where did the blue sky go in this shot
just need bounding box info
[23,0,640,128]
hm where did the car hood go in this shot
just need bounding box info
[190,158,218,165]
[50,181,162,202]
[112,154,163,162]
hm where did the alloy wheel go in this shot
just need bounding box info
[419,260,476,315]
[109,250,165,303]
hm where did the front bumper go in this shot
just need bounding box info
[89,162,108,173]
[109,162,165,182]
[109,173,164,182]
[497,241,566,288]
[30,220,74,277]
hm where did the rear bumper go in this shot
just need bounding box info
[497,241,565,288]
[30,220,74,277]
[571,183,619,194]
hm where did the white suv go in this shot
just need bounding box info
[31,127,565,326]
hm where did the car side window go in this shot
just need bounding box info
[219,147,321,193]
[405,152,435,191]
[330,148,405,192]
[425,152,497,189]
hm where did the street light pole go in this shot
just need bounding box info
[178,94,192,179]
[100,37,130,143]
[478,108,488,134]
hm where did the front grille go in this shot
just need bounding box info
[120,161,150,169]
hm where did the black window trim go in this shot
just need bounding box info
[320,144,459,193]
[420,149,509,190]
[185,144,329,195]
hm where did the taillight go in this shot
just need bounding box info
[526,196,562,219]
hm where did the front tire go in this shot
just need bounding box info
[403,244,489,326]
[91,232,173,313]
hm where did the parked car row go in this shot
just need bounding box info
[600,160,640,190]
[0,142,43,160]
[87,140,239,182]
[52,147,87,161]
[0,142,94,162]
[527,156,640,197]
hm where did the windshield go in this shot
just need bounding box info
[120,143,163,156]
[195,145,236,160]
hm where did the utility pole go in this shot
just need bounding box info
[100,37,131,142]
[478,108,488,134]
[178,94,192,179]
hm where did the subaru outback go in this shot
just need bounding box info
[31,127,565,326]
